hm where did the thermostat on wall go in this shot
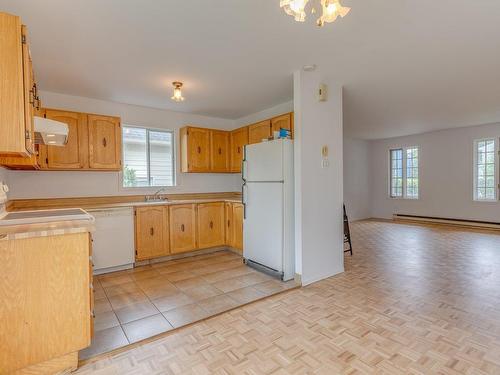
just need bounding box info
[318,84,328,102]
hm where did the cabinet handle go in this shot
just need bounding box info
[102,138,107,147]
[197,146,201,154]
[218,147,222,155]
[181,224,185,232]
[227,220,230,228]
[29,88,35,106]
[237,146,240,154]
[150,227,154,236]
[209,221,213,229]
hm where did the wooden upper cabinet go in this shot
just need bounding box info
[21,25,35,156]
[248,120,271,144]
[135,206,169,260]
[178,113,291,174]
[88,114,121,170]
[232,203,244,252]
[197,202,225,249]
[0,13,33,157]
[42,109,88,170]
[181,127,210,172]
[169,204,197,253]
[210,130,229,172]
[230,126,248,172]
[271,113,292,135]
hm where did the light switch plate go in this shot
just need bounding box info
[0,182,9,204]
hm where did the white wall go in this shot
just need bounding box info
[371,122,500,222]
[234,101,293,127]
[6,91,242,199]
[0,167,8,186]
[294,70,344,286]
[343,137,371,221]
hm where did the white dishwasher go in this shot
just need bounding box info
[88,207,135,275]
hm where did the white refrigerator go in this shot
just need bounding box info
[242,139,295,281]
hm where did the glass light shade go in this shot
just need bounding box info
[317,0,350,26]
[171,83,185,102]
[280,0,309,22]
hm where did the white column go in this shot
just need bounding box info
[293,69,344,286]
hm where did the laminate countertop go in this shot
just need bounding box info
[2,196,242,239]
[9,198,243,212]
[7,192,242,212]
[0,209,95,240]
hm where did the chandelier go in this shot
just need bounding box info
[280,0,351,27]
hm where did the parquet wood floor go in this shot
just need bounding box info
[76,220,500,374]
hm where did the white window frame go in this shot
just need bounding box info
[388,146,420,200]
[473,138,498,202]
[120,125,176,190]
[389,148,404,198]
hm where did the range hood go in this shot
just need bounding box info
[34,116,68,146]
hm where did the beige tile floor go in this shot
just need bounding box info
[80,250,296,359]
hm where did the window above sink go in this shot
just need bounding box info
[122,126,175,188]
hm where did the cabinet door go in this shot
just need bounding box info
[21,25,35,155]
[232,203,244,252]
[224,202,234,246]
[230,127,248,172]
[248,120,271,144]
[44,109,88,169]
[169,204,197,253]
[0,13,28,156]
[271,113,292,134]
[88,114,121,170]
[181,127,210,172]
[197,202,225,249]
[135,207,169,260]
[210,130,229,172]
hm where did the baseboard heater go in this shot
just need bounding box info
[244,258,284,280]
[393,214,500,230]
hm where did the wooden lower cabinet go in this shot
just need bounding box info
[197,202,225,248]
[224,202,243,253]
[169,204,197,253]
[232,203,244,252]
[0,232,92,374]
[225,202,234,246]
[135,206,169,260]
[133,201,244,261]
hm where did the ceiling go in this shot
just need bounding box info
[1,0,500,139]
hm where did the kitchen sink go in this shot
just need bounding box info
[144,196,168,203]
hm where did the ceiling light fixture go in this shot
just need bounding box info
[280,0,350,27]
[171,81,185,102]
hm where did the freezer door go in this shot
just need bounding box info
[244,140,283,182]
[243,182,283,272]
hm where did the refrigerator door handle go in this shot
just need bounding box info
[242,145,247,182]
[242,182,247,219]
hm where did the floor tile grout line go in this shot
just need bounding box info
[86,251,296,361]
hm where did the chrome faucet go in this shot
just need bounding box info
[145,188,168,202]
